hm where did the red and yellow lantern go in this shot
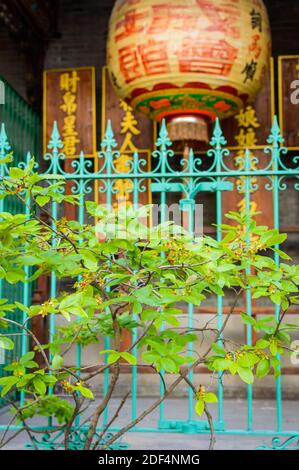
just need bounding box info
[107,0,271,142]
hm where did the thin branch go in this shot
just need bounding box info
[83,316,121,450]
[2,317,50,369]
[92,392,130,450]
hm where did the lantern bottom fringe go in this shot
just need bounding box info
[167,115,209,143]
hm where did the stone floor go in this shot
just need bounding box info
[0,398,298,450]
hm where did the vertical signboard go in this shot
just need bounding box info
[43,67,96,157]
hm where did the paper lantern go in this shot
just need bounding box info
[107,0,271,142]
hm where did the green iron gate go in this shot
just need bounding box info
[0,77,41,406]
[0,114,298,449]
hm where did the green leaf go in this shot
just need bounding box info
[209,285,224,296]
[265,233,287,247]
[228,362,238,375]
[52,354,64,370]
[237,366,254,384]
[237,354,251,368]
[9,167,24,179]
[160,357,177,373]
[269,342,278,356]
[80,250,98,271]
[120,352,137,365]
[77,386,94,399]
[273,249,291,260]
[0,376,19,397]
[36,196,50,207]
[241,313,256,327]
[204,392,218,403]
[20,351,35,364]
[0,336,14,350]
[6,269,26,284]
[212,358,231,370]
[43,375,57,385]
[107,352,121,365]
[256,359,270,378]
[25,361,39,369]
[60,310,71,322]
[270,293,281,305]
[59,294,81,310]
[33,377,47,395]
[270,357,281,379]
[211,343,226,356]
[255,339,269,349]
[195,399,205,416]
[142,351,158,363]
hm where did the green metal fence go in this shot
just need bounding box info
[0,77,41,406]
[0,114,298,449]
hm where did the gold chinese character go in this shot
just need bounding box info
[60,71,80,93]
[114,153,132,173]
[235,106,260,129]
[60,92,77,115]
[120,100,140,136]
[63,135,80,157]
[63,115,78,137]
[238,197,258,215]
[235,128,258,148]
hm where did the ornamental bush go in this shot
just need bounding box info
[0,157,298,449]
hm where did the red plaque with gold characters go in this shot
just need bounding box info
[43,67,97,157]
[278,55,299,150]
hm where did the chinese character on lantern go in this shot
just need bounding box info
[250,8,263,32]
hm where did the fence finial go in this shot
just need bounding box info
[156,118,172,149]
[101,119,117,149]
[48,121,63,151]
[267,115,284,147]
[0,123,11,157]
[209,118,227,149]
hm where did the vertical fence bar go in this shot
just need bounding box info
[159,188,166,423]
[19,152,32,408]
[157,121,170,424]
[75,151,85,427]
[131,151,139,423]
[102,121,115,426]
[214,120,224,429]
[186,150,195,423]
[244,149,253,431]
[47,123,61,427]
[271,118,283,432]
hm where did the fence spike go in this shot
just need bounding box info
[156,118,172,149]
[209,118,227,149]
[48,121,63,151]
[267,115,284,147]
[101,119,117,149]
[0,122,11,157]
[26,151,32,165]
